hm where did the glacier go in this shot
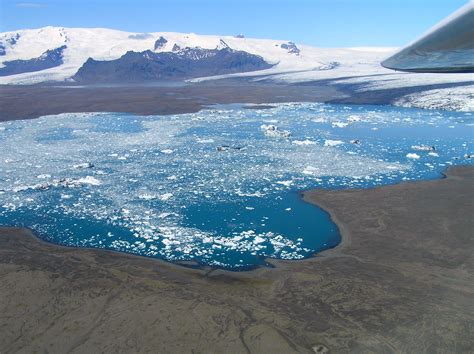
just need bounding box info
[0,27,472,111]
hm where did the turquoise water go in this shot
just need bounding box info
[0,103,472,270]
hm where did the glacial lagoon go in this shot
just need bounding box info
[0,103,472,269]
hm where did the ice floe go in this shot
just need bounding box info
[159,193,173,201]
[332,122,349,128]
[77,176,102,185]
[292,139,316,145]
[276,180,293,187]
[324,139,344,147]
[411,145,436,152]
[73,162,94,169]
[261,124,291,138]
[406,153,421,160]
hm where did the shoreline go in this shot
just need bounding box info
[0,163,469,273]
[300,166,453,258]
[1,166,473,352]
[2,168,451,273]
[0,166,466,272]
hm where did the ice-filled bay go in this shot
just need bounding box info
[0,103,472,269]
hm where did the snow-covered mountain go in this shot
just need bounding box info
[0,26,345,84]
[0,27,472,110]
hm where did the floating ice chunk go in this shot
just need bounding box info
[159,193,173,201]
[293,140,316,145]
[73,162,94,169]
[347,115,362,122]
[312,117,326,123]
[236,190,265,197]
[245,206,255,210]
[332,122,349,128]
[276,180,293,187]
[37,174,51,179]
[428,152,439,157]
[285,208,292,211]
[302,166,318,175]
[324,139,344,147]
[406,153,420,160]
[261,124,291,138]
[202,237,213,243]
[162,238,180,246]
[2,203,17,210]
[60,194,72,199]
[12,185,30,193]
[196,138,214,143]
[77,176,102,185]
[411,145,435,151]
[158,212,176,219]
[138,193,157,200]
[161,149,174,154]
[254,236,266,244]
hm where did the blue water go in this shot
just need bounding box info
[0,103,472,270]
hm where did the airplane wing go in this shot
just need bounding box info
[381,1,474,73]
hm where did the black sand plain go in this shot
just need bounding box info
[2,78,472,122]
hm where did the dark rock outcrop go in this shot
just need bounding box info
[154,36,168,50]
[0,45,67,76]
[217,39,230,49]
[72,47,273,83]
[281,42,300,55]
[7,34,20,46]
[0,33,21,56]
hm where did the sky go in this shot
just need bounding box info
[0,0,469,47]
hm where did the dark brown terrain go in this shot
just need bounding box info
[0,81,345,121]
[2,79,472,122]
[1,166,472,353]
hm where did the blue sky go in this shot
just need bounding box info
[0,0,468,47]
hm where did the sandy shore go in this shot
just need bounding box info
[1,166,472,353]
